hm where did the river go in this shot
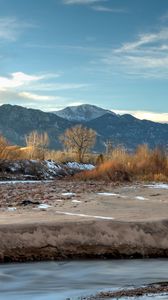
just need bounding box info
[0,259,167,300]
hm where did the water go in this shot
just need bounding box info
[0,259,167,300]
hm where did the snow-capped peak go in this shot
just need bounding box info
[52,104,115,122]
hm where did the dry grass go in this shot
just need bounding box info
[75,145,168,182]
[75,160,131,182]
[0,140,167,183]
[45,150,98,164]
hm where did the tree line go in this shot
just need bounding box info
[0,125,97,162]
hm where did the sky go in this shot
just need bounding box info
[0,0,168,122]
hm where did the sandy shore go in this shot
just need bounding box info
[0,180,168,262]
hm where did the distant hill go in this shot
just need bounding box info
[52,104,114,122]
[0,104,167,152]
[0,104,73,148]
[86,113,168,151]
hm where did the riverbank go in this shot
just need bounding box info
[0,218,168,262]
[0,180,168,262]
[86,282,168,299]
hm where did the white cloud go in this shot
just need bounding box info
[0,71,90,111]
[63,0,102,4]
[115,34,157,53]
[113,109,168,123]
[18,92,56,101]
[0,89,79,111]
[102,28,168,79]
[63,0,125,14]
[0,72,87,92]
[92,5,126,13]
[0,72,44,91]
[29,82,89,91]
[115,29,168,53]
[0,17,35,42]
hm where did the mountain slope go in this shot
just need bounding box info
[53,104,114,122]
[0,104,73,148]
[86,113,168,151]
[0,104,167,152]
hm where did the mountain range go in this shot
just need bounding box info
[0,104,167,152]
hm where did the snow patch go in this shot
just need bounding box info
[72,200,81,203]
[55,211,114,220]
[0,180,50,185]
[145,184,168,189]
[37,204,51,209]
[7,207,17,211]
[0,160,95,181]
[97,192,127,198]
[62,192,76,197]
[135,196,148,201]
[66,162,95,170]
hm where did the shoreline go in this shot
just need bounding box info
[85,282,168,299]
[0,219,168,263]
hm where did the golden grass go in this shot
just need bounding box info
[0,142,167,183]
[75,145,168,182]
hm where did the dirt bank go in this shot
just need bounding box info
[0,219,168,262]
[0,180,168,262]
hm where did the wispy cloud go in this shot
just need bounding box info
[0,72,44,91]
[0,90,71,111]
[160,12,168,23]
[25,43,108,55]
[0,17,35,42]
[18,92,57,101]
[63,0,125,14]
[29,82,90,92]
[0,72,88,92]
[102,28,168,79]
[0,89,88,112]
[92,5,126,13]
[63,0,102,5]
[113,109,168,123]
[0,71,90,111]
[115,29,168,53]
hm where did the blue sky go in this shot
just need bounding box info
[0,0,168,122]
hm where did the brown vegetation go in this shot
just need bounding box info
[25,131,49,159]
[75,145,168,182]
[0,131,167,182]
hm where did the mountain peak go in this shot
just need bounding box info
[52,104,115,122]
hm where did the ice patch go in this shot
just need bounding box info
[55,211,114,220]
[135,196,148,201]
[37,204,51,209]
[145,184,168,189]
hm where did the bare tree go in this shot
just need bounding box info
[60,125,96,162]
[0,134,9,159]
[25,131,49,160]
[105,139,113,155]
